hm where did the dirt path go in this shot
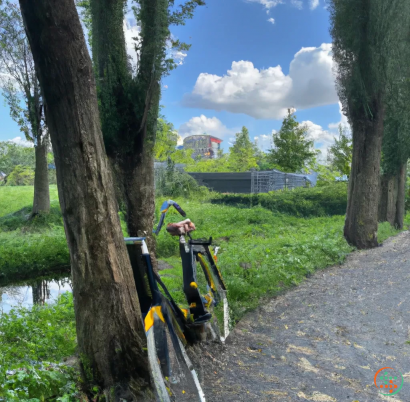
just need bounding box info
[198,231,410,402]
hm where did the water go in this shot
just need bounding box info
[0,279,72,313]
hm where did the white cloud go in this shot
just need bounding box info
[310,0,320,10]
[247,0,283,12]
[184,43,338,119]
[248,0,320,12]
[302,120,336,161]
[123,19,187,72]
[267,17,275,24]
[178,115,235,140]
[123,19,141,71]
[328,101,350,131]
[8,136,33,147]
[254,132,274,151]
[291,0,303,9]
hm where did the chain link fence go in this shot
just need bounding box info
[251,169,317,193]
[154,162,318,194]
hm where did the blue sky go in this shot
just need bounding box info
[1,0,346,157]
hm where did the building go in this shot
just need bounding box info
[182,135,222,159]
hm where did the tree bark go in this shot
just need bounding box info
[19,0,153,399]
[378,174,398,226]
[395,163,407,229]
[344,98,384,249]
[32,135,50,215]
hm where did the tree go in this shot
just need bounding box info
[4,164,34,185]
[84,0,205,269]
[19,0,152,399]
[154,118,178,161]
[0,141,35,174]
[268,109,316,173]
[228,126,259,172]
[329,0,408,248]
[327,124,352,177]
[0,1,50,215]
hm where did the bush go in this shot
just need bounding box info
[4,165,35,186]
[155,160,209,198]
[0,293,79,401]
[210,182,348,217]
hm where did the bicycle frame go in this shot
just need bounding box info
[124,237,206,402]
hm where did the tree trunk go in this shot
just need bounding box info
[378,175,388,223]
[19,0,153,399]
[344,100,384,249]
[395,162,407,229]
[89,0,165,272]
[378,174,398,226]
[32,135,50,215]
[121,150,157,270]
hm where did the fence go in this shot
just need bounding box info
[154,162,317,194]
[250,169,317,193]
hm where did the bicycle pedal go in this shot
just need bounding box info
[192,313,212,325]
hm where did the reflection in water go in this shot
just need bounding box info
[32,280,51,305]
[0,279,72,313]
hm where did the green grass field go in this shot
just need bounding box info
[1,185,406,318]
[0,185,408,401]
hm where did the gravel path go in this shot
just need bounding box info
[198,231,410,402]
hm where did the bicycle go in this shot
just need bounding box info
[125,236,206,402]
[124,200,229,401]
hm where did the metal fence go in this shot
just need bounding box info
[154,162,318,194]
[250,169,316,193]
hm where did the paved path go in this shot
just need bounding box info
[199,231,410,402]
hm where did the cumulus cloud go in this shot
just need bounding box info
[8,136,33,147]
[123,19,141,71]
[254,133,274,151]
[328,101,350,131]
[178,115,235,140]
[268,17,275,24]
[301,120,336,161]
[310,0,319,10]
[183,43,338,119]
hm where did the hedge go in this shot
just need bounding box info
[210,182,348,217]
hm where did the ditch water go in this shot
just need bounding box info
[0,279,72,313]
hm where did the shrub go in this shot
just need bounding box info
[155,160,209,199]
[4,165,35,186]
[210,182,348,217]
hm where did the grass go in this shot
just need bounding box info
[155,198,410,321]
[0,293,80,401]
[0,185,409,400]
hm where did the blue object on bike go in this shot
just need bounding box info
[153,200,187,235]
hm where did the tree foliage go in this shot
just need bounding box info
[327,124,352,177]
[154,118,178,161]
[227,126,259,172]
[329,0,405,125]
[0,1,46,145]
[268,109,316,173]
[4,165,35,186]
[0,142,35,175]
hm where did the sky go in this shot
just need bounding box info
[1,0,349,159]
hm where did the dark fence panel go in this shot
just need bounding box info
[186,172,252,193]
